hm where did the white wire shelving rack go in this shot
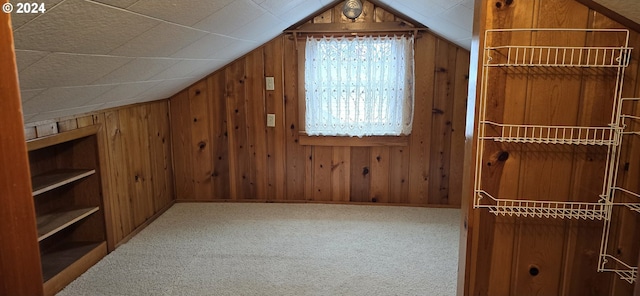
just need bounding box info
[479,121,621,146]
[475,28,638,284]
[599,99,640,283]
[476,190,609,220]
[599,255,638,284]
[475,28,631,220]
[485,45,630,68]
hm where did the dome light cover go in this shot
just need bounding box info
[342,0,363,20]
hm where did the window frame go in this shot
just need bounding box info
[296,33,414,147]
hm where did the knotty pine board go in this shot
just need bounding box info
[513,2,590,295]
[208,73,231,200]
[349,147,371,202]
[429,39,458,205]
[246,49,269,200]
[449,49,471,206]
[408,33,436,205]
[283,36,307,201]
[264,39,287,201]
[103,110,133,243]
[170,90,195,202]
[189,80,214,200]
[331,147,351,203]
[369,146,390,203]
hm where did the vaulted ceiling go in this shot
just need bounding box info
[11,0,474,123]
[10,0,639,124]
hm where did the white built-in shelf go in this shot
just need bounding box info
[32,169,96,196]
[485,45,631,68]
[611,187,640,213]
[480,121,620,146]
[483,29,631,68]
[621,98,640,136]
[37,207,100,241]
[475,190,609,220]
[600,254,638,284]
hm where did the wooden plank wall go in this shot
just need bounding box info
[169,2,470,207]
[98,101,174,247]
[24,100,174,248]
[466,0,640,295]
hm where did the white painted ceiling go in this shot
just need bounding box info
[11,0,474,123]
[594,0,640,25]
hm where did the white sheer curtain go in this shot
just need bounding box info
[304,35,414,137]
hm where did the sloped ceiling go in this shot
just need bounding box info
[593,0,640,25]
[11,0,474,123]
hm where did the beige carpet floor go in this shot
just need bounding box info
[58,203,460,296]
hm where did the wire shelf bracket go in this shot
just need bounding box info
[480,121,621,146]
[475,191,610,220]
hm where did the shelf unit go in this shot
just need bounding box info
[479,121,621,146]
[27,125,107,296]
[598,98,640,284]
[475,28,638,284]
[475,28,631,220]
[32,169,95,196]
[476,190,609,220]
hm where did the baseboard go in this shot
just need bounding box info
[114,200,176,249]
[175,199,460,209]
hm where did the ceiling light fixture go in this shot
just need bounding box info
[342,0,363,20]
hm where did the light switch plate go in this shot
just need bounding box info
[265,77,275,91]
[267,114,276,127]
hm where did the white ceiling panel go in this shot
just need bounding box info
[9,0,65,30]
[193,0,265,35]
[15,50,49,72]
[382,0,445,17]
[91,0,140,9]
[151,60,212,80]
[136,77,199,101]
[28,104,104,123]
[98,78,196,110]
[378,0,470,48]
[109,22,207,58]
[426,0,466,10]
[207,40,259,60]
[461,0,474,9]
[594,0,640,25]
[93,58,179,85]
[441,5,474,38]
[427,15,472,46]
[184,60,229,78]
[258,0,306,16]
[278,0,326,23]
[21,85,113,114]
[128,0,235,26]
[18,53,132,89]
[231,13,285,42]
[14,0,159,54]
[171,34,236,59]
[20,89,46,103]
[89,81,161,104]
[12,0,487,123]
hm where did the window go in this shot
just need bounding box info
[304,35,415,138]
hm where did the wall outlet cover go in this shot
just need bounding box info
[266,77,275,90]
[267,114,276,127]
